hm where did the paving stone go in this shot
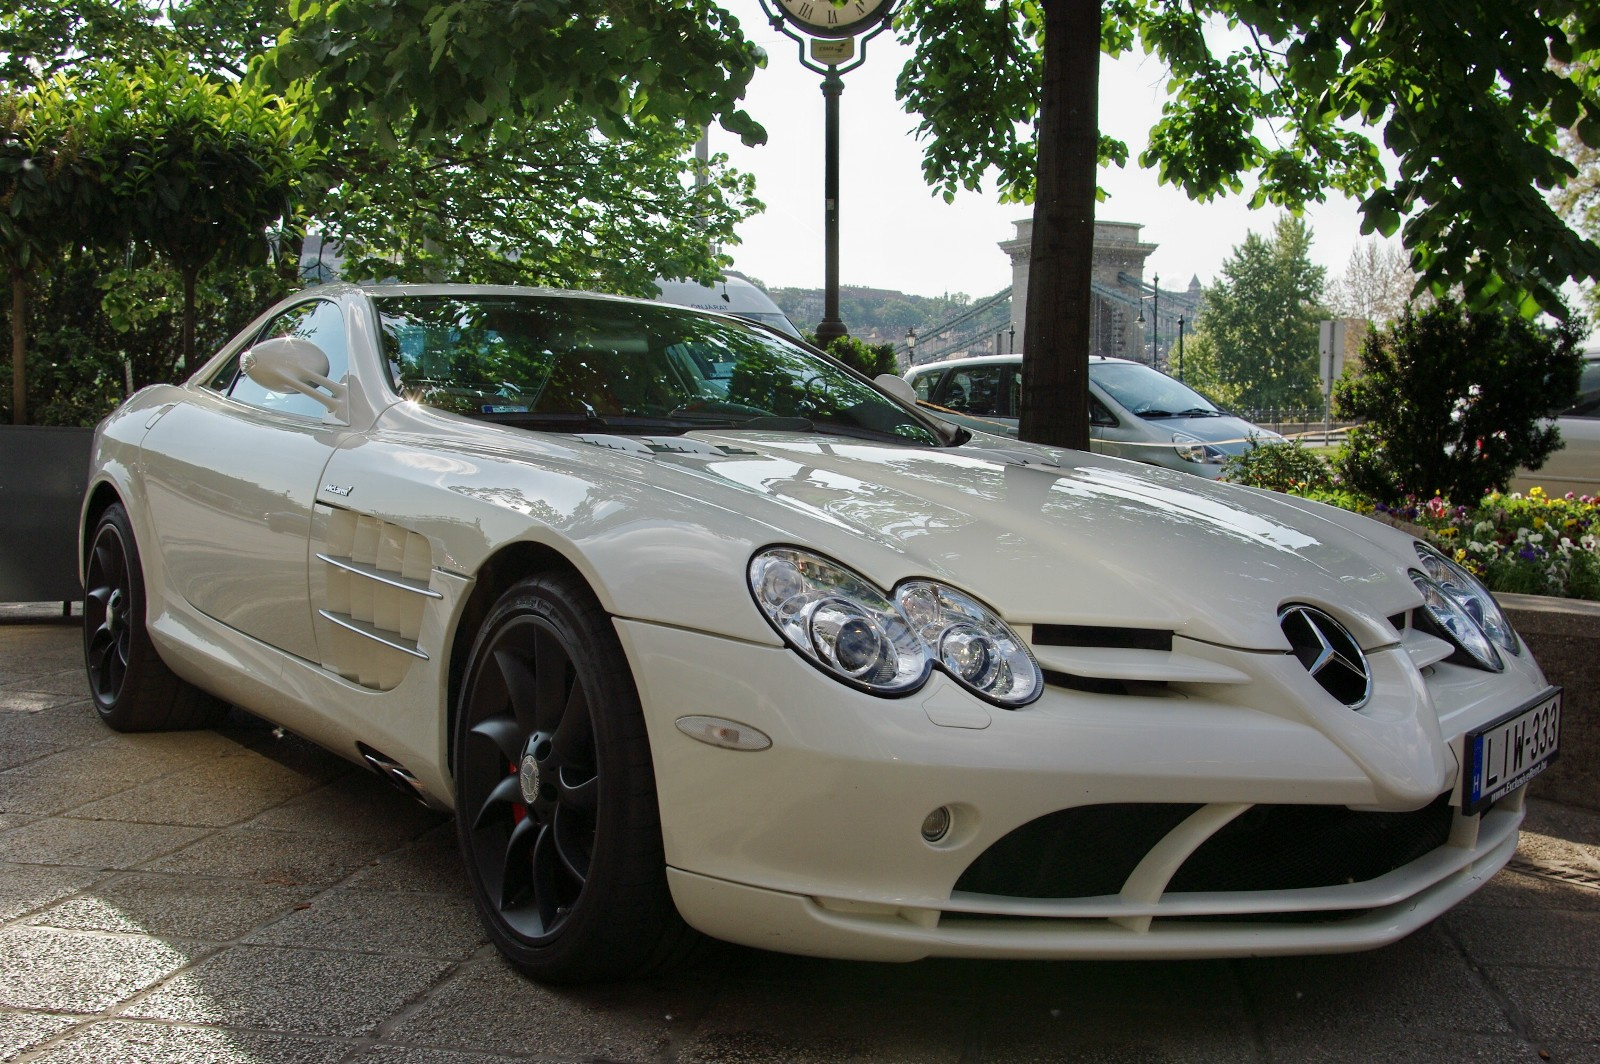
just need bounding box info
[245,886,486,959]
[1236,928,1516,1036]
[0,703,106,748]
[71,754,332,828]
[23,1021,350,1064]
[0,738,63,772]
[126,945,451,1038]
[27,871,312,941]
[387,957,702,1060]
[1444,906,1600,966]
[0,817,206,870]
[1485,967,1600,1043]
[0,1009,79,1061]
[0,862,100,922]
[354,1047,555,1064]
[678,982,970,1064]
[147,826,397,887]
[247,772,447,843]
[0,926,200,1012]
[1256,1030,1547,1064]
[344,825,471,896]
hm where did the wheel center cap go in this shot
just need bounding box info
[518,753,541,805]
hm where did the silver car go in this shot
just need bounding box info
[904,354,1279,478]
[1509,352,1600,497]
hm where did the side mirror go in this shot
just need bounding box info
[241,337,347,414]
[875,373,917,404]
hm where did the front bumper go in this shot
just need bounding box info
[615,619,1542,961]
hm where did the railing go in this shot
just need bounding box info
[1235,408,1359,447]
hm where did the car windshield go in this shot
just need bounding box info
[374,294,946,446]
[1091,361,1221,418]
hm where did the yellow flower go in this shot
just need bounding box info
[1437,527,1457,537]
[1455,548,1469,563]
[1530,486,1547,499]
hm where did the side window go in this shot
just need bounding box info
[226,300,349,418]
[1565,361,1600,419]
[1090,395,1118,427]
[943,368,1002,416]
[912,371,939,402]
[1001,365,1021,418]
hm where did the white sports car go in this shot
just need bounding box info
[81,283,1561,983]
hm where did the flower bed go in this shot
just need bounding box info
[1375,488,1600,601]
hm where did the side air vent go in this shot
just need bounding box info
[1279,604,1372,709]
[1032,625,1174,651]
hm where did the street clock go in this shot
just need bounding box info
[773,0,890,39]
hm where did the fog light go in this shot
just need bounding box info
[921,806,952,842]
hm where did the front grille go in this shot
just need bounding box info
[954,803,1201,899]
[1167,792,1454,893]
[954,794,1454,901]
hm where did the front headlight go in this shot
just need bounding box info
[1414,541,1519,654]
[1172,432,1226,464]
[749,547,1042,706]
[1410,570,1504,672]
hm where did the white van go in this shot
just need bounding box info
[653,272,803,340]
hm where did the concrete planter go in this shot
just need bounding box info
[1500,592,1600,812]
[0,425,93,605]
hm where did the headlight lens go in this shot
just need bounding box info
[749,550,926,694]
[1410,570,1503,672]
[1172,432,1225,464]
[896,581,1041,704]
[1413,542,1519,654]
[749,548,1041,706]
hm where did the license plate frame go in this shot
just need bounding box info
[1464,688,1562,815]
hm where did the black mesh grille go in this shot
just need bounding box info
[1166,792,1454,893]
[953,794,1455,901]
[954,803,1202,899]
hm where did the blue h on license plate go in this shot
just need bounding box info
[1465,688,1561,815]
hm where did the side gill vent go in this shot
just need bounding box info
[318,510,440,690]
[1279,604,1373,709]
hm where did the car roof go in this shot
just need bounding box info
[905,353,1135,375]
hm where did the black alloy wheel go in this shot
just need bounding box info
[82,503,221,732]
[454,571,694,982]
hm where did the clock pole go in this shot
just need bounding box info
[817,68,846,346]
[756,0,896,349]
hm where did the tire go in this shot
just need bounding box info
[453,571,698,983]
[82,503,224,732]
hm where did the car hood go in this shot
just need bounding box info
[596,430,1417,652]
[1147,414,1280,453]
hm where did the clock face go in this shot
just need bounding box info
[774,0,889,38]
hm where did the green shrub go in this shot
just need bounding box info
[1333,299,1584,505]
[1222,439,1335,493]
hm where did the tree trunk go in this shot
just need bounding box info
[1019,0,1100,451]
[10,266,26,426]
[179,265,198,373]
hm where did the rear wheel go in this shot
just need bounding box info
[453,571,696,982]
[82,503,223,732]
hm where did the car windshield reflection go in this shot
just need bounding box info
[375,294,945,446]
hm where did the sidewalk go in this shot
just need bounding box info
[3,608,1599,1063]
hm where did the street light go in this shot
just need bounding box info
[1134,272,1160,370]
[1176,315,1185,382]
[905,326,917,367]
[1009,321,1016,353]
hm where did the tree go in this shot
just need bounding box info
[894,0,1600,449]
[1194,216,1327,412]
[81,57,320,369]
[1555,128,1600,319]
[1334,299,1584,504]
[314,114,760,296]
[1329,240,1419,326]
[0,84,94,423]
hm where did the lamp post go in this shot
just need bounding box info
[905,325,917,368]
[1009,321,1016,353]
[756,0,896,349]
[1134,273,1160,370]
[1176,315,1185,382]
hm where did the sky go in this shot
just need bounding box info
[709,1,1375,302]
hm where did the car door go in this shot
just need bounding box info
[138,298,352,662]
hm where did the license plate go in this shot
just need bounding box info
[1464,689,1561,814]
